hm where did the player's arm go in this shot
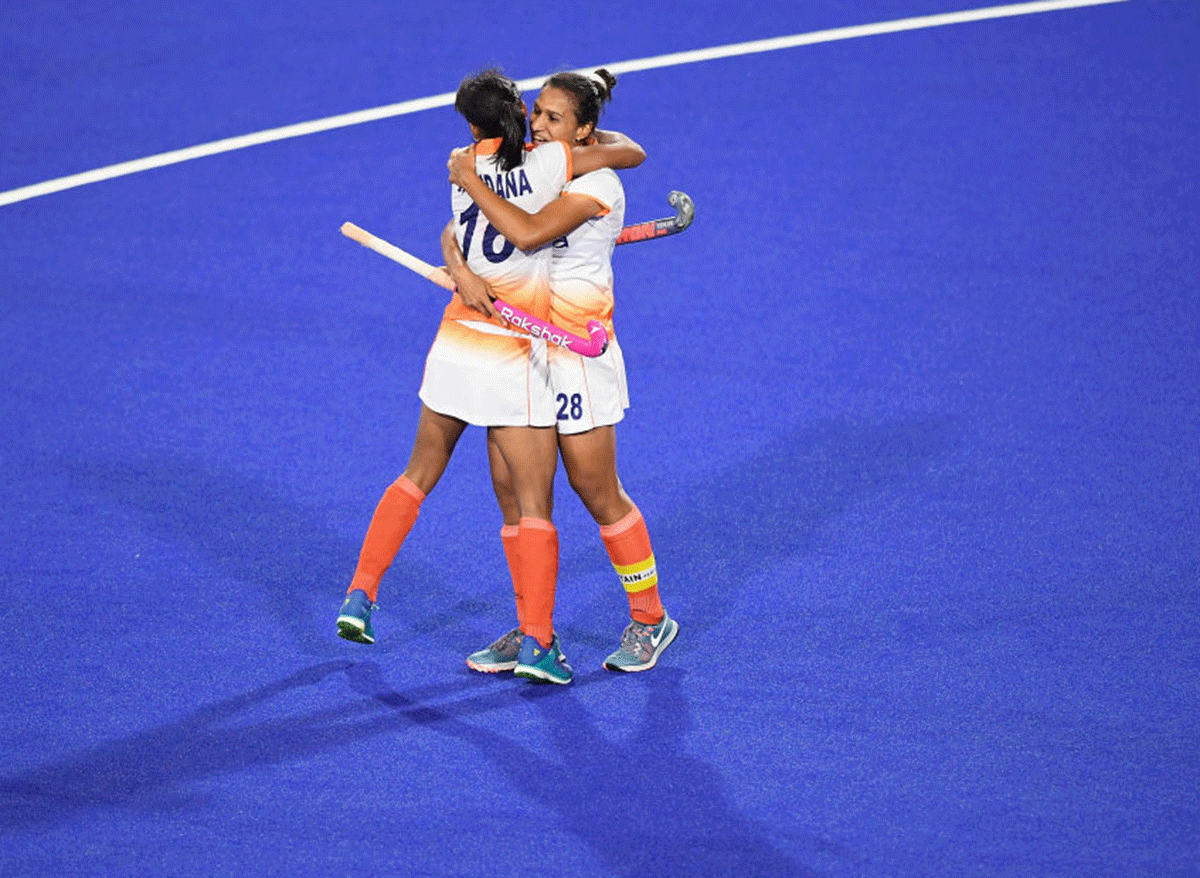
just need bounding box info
[571,129,645,176]
[440,218,498,318]
[448,146,601,251]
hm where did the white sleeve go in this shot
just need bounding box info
[564,169,620,214]
[529,141,570,191]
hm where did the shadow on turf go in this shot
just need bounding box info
[0,659,520,832]
[352,663,833,877]
[49,451,512,658]
[0,660,833,875]
[47,411,951,669]
[0,659,648,829]
[591,413,955,640]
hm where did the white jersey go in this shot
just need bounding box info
[545,167,630,435]
[448,138,571,322]
[548,168,624,336]
[420,138,571,427]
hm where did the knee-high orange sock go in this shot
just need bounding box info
[500,524,524,628]
[599,505,663,625]
[348,475,426,603]
[517,517,558,648]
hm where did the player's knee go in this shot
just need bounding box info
[567,471,618,518]
[566,465,598,500]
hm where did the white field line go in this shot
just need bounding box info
[0,0,1129,208]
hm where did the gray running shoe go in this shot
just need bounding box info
[603,610,679,672]
[466,628,523,673]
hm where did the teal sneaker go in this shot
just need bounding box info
[466,628,523,673]
[336,589,376,644]
[513,634,573,685]
[603,610,678,672]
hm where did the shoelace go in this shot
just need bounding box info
[621,622,653,657]
[492,629,522,652]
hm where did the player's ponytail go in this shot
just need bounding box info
[493,103,526,172]
[543,68,617,143]
[454,68,526,172]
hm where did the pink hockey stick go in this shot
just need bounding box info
[340,222,608,357]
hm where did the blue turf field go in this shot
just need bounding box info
[2,2,1198,875]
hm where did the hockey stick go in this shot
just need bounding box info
[615,190,694,245]
[340,222,609,357]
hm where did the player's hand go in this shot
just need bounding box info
[448,145,477,187]
[454,272,498,319]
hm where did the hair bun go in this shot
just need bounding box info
[592,68,617,99]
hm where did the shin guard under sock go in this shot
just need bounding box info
[348,475,426,603]
[500,524,523,629]
[517,517,558,648]
[599,505,664,625]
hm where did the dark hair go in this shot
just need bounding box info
[454,68,526,172]
[542,68,617,142]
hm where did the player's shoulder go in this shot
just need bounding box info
[524,140,570,176]
[527,140,570,160]
[567,166,622,196]
[577,166,620,181]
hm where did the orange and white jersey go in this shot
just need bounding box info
[446,138,571,324]
[543,168,630,435]
[548,167,625,337]
[420,138,571,428]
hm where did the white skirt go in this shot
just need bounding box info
[418,318,556,427]
[547,333,629,435]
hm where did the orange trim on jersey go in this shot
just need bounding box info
[474,138,502,156]
[561,191,611,218]
[563,165,616,215]
[518,140,571,186]
[479,139,570,167]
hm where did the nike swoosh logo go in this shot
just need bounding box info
[650,624,668,648]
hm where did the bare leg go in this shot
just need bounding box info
[558,425,634,526]
[402,405,468,495]
[487,430,521,526]
[487,425,558,520]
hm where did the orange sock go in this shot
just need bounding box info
[599,505,663,625]
[348,475,425,603]
[500,524,524,628]
[517,517,558,648]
